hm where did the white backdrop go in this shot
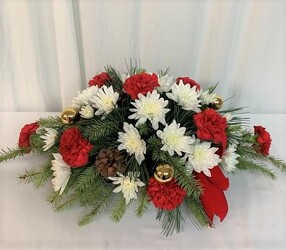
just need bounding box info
[0,0,285,113]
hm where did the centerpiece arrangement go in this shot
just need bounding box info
[1,62,285,235]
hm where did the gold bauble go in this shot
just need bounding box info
[60,107,78,124]
[212,95,223,110]
[154,163,174,183]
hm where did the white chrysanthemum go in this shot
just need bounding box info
[51,153,71,195]
[166,81,201,112]
[184,141,221,177]
[79,104,94,119]
[71,86,99,109]
[128,90,170,130]
[157,120,194,156]
[108,172,145,204]
[117,123,146,164]
[157,74,175,93]
[221,144,239,172]
[40,128,58,151]
[199,90,217,105]
[90,85,119,116]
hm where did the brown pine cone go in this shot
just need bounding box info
[95,148,126,178]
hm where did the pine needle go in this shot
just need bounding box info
[0,147,26,163]
[135,188,150,217]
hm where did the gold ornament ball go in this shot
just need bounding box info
[154,164,174,183]
[60,107,78,124]
[212,95,223,110]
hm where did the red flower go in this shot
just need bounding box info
[194,166,229,223]
[18,122,39,152]
[254,126,272,156]
[88,72,111,87]
[176,77,201,91]
[194,109,227,150]
[123,73,160,99]
[59,127,93,167]
[147,177,186,211]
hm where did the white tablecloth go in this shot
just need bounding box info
[0,112,286,250]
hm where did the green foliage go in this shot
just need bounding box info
[81,118,119,142]
[135,188,150,217]
[78,187,114,226]
[18,158,53,189]
[236,158,276,179]
[237,144,286,172]
[0,147,26,163]
[185,197,210,228]
[105,65,124,92]
[110,194,128,222]
[37,116,63,128]
[156,207,185,236]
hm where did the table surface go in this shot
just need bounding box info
[0,112,286,250]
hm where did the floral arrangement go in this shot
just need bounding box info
[1,63,285,236]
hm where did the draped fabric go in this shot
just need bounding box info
[0,0,285,113]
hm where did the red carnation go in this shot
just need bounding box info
[176,77,201,91]
[123,73,160,99]
[18,122,39,152]
[194,166,229,223]
[88,72,111,87]
[59,127,93,167]
[194,109,227,150]
[147,177,186,211]
[254,126,272,156]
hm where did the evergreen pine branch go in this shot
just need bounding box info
[81,119,119,142]
[135,188,150,217]
[185,197,210,228]
[0,147,26,163]
[268,156,286,172]
[110,194,128,223]
[47,190,63,205]
[54,193,80,212]
[78,187,114,226]
[168,157,202,199]
[73,166,97,192]
[156,207,185,236]
[18,159,53,189]
[37,116,63,128]
[237,144,286,172]
[236,158,276,179]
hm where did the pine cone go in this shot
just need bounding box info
[95,148,125,178]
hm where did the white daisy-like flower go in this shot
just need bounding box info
[128,90,170,130]
[157,74,175,93]
[79,104,94,119]
[40,128,58,151]
[166,80,201,112]
[117,122,146,164]
[90,85,119,116]
[220,144,239,172]
[108,172,145,204]
[51,153,71,195]
[157,120,194,156]
[184,141,221,177]
[71,86,99,110]
[199,89,217,105]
